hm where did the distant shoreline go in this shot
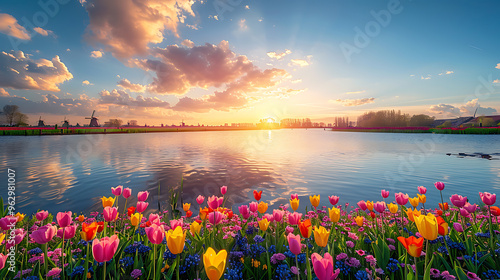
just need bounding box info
[331,127,500,134]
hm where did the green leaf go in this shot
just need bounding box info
[454,264,469,280]
[406,270,415,280]
[423,255,434,280]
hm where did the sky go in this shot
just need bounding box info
[0,0,499,126]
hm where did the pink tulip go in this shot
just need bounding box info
[0,254,7,270]
[357,200,367,211]
[35,210,49,222]
[463,202,477,213]
[453,222,463,232]
[287,233,302,255]
[450,194,467,208]
[170,218,183,230]
[220,186,227,195]
[395,193,409,206]
[196,195,205,205]
[111,185,123,196]
[328,196,339,206]
[273,209,284,222]
[136,201,149,213]
[123,188,132,199]
[207,195,221,209]
[459,208,470,217]
[103,207,118,222]
[287,212,302,225]
[56,211,72,228]
[263,214,274,223]
[57,225,77,240]
[145,224,165,245]
[435,182,445,191]
[209,211,223,225]
[417,186,427,194]
[0,216,18,231]
[238,205,251,219]
[30,225,57,244]
[290,193,299,200]
[5,228,26,250]
[149,214,161,225]
[92,235,120,262]
[381,190,390,198]
[311,252,340,280]
[249,202,258,213]
[137,191,149,202]
[479,192,496,206]
[373,201,386,213]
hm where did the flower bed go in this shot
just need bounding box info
[0,184,499,279]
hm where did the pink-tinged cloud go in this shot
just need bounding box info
[0,51,73,92]
[334,97,375,106]
[117,79,146,92]
[33,27,55,37]
[99,89,169,107]
[0,13,30,40]
[496,63,500,70]
[428,99,497,117]
[0,93,94,116]
[0,88,9,97]
[82,0,195,59]
[181,39,194,48]
[90,50,103,58]
[267,49,291,60]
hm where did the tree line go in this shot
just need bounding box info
[357,110,435,127]
[0,105,29,126]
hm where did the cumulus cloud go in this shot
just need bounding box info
[90,50,103,58]
[291,79,302,84]
[82,0,195,59]
[33,27,55,37]
[0,50,73,92]
[496,63,500,70]
[494,79,500,84]
[82,80,94,86]
[99,89,170,107]
[345,90,366,95]
[0,93,94,116]
[333,97,375,107]
[0,88,9,96]
[245,5,250,9]
[181,39,194,48]
[428,99,498,117]
[0,13,30,40]
[117,78,146,92]
[267,49,291,60]
[421,76,431,80]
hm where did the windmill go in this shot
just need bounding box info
[37,116,45,127]
[86,110,99,127]
[61,117,70,128]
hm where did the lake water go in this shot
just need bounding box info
[1,129,499,215]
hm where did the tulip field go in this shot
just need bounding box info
[1,183,500,280]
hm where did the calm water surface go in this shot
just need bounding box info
[1,129,499,214]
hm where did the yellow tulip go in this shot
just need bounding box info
[258,218,270,231]
[387,203,398,214]
[15,212,25,222]
[204,247,227,280]
[183,203,191,212]
[309,195,320,209]
[366,201,374,211]
[257,201,268,214]
[414,213,438,241]
[313,226,330,247]
[130,213,143,227]
[190,221,201,236]
[409,197,419,208]
[417,194,426,204]
[329,207,340,223]
[0,233,5,244]
[355,216,364,226]
[165,226,187,255]
[406,208,421,222]
[290,198,300,212]
[101,196,115,208]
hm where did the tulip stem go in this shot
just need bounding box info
[61,230,65,280]
[153,244,157,280]
[488,206,496,260]
[43,243,48,280]
[424,239,429,267]
[84,242,90,280]
[414,256,418,279]
[103,260,106,280]
[176,254,180,280]
[295,255,300,280]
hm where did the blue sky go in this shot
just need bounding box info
[0,0,499,125]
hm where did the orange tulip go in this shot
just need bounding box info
[257,201,268,214]
[78,215,85,222]
[366,201,374,211]
[81,222,98,241]
[409,197,419,208]
[299,219,312,238]
[439,202,449,211]
[436,216,448,236]
[309,195,320,209]
[355,216,364,226]
[397,236,424,258]
[406,208,421,222]
[417,194,426,204]
[199,207,210,221]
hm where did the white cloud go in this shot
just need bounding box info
[438,70,454,75]
[0,13,30,40]
[493,79,500,84]
[496,63,500,70]
[66,48,71,52]
[290,59,309,67]
[82,80,94,86]
[181,39,194,48]
[117,78,146,92]
[428,99,497,117]
[267,49,291,60]
[0,88,9,96]
[245,5,249,9]
[421,76,431,80]
[333,97,375,106]
[90,50,103,58]
[345,90,366,95]
[291,79,302,84]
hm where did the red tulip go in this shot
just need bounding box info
[253,190,262,201]
[127,206,136,217]
[397,236,424,258]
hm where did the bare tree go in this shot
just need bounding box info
[1,105,29,126]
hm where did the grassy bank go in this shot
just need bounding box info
[331,127,500,134]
